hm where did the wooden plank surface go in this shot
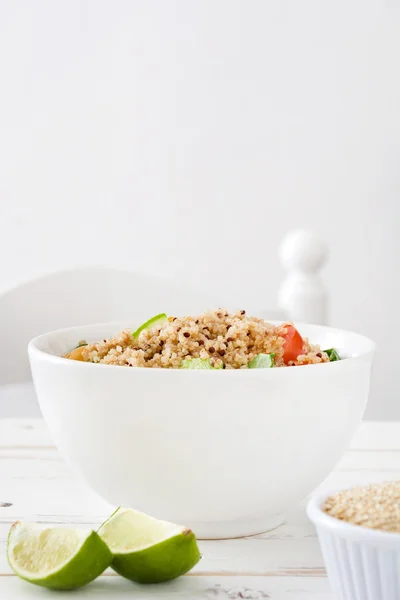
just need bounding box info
[0,575,332,599]
[0,419,398,598]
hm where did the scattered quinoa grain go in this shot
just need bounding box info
[209,347,215,354]
[183,332,190,338]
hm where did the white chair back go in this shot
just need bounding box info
[0,267,213,386]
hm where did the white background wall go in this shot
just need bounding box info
[0,1,399,418]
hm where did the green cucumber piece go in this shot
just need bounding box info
[248,353,275,368]
[180,358,223,370]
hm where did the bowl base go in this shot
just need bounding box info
[191,513,285,540]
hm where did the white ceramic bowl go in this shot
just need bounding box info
[29,322,375,539]
[307,489,400,600]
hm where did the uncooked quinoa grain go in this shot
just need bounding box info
[72,309,329,369]
[323,481,400,533]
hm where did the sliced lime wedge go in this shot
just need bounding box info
[98,507,201,583]
[248,353,275,368]
[324,348,341,361]
[181,358,222,370]
[132,313,168,339]
[7,522,111,590]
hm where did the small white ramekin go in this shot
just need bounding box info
[307,489,400,600]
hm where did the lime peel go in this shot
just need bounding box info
[98,507,201,583]
[132,313,168,339]
[7,522,112,590]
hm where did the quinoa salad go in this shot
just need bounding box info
[64,310,341,369]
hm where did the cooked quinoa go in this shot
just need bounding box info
[323,481,400,533]
[65,309,331,369]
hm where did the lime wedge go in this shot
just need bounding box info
[181,358,223,369]
[324,348,341,361]
[98,507,201,583]
[7,522,111,590]
[248,353,275,368]
[132,313,168,339]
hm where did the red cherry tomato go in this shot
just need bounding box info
[281,324,305,363]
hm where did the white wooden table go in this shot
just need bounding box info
[1,419,399,599]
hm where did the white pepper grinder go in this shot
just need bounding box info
[278,230,328,325]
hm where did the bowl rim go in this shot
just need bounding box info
[28,320,376,373]
[307,487,400,548]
